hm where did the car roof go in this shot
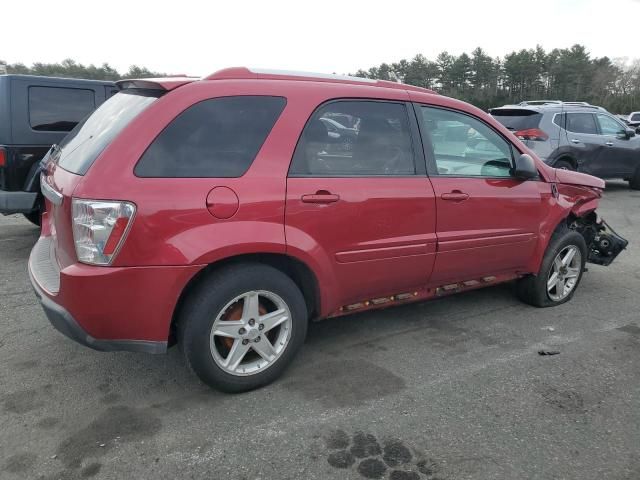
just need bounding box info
[490,104,608,115]
[116,67,439,96]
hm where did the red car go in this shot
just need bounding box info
[29,68,627,392]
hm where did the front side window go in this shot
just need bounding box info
[596,114,626,136]
[565,113,597,134]
[135,96,286,178]
[29,86,95,132]
[420,106,513,177]
[289,101,415,176]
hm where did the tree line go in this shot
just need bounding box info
[3,46,640,113]
[0,58,165,81]
[353,44,640,114]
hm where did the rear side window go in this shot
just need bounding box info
[565,113,597,134]
[29,86,95,131]
[289,100,415,176]
[490,109,542,131]
[58,90,160,175]
[135,96,286,178]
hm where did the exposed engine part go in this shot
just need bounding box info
[570,213,629,266]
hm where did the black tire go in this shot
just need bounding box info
[23,211,41,227]
[516,226,587,307]
[178,263,308,393]
[554,159,574,171]
[629,165,640,190]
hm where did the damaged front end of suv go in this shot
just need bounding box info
[554,168,629,267]
[571,213,628,266]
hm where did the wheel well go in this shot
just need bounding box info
[169,253,320,344]
[553,155,576,169]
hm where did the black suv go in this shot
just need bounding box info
[0,75,116,224]
[490,102,640,189]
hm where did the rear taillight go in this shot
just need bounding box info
[514,128,549,141]
[72,199,136,265]
[0,148,6,167]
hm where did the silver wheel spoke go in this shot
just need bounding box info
[252,337,277,362]
[224,339,250,370]
[242,291,260,320]
[565,267,580,279]
[547,271,559,291]
[212,320,244,339]
[554,257,563,271]
[557,277,566,295]
[562,247,577,266]
[259,308,288,333]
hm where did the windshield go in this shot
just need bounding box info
[57,90,161,175]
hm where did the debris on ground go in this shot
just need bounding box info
[538,350,560,356]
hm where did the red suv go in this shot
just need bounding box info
[30,68,627,392]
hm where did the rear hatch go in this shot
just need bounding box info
[489,107,544,144]
[41,88,162,270]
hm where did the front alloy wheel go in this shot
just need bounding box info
[546,245,582,301]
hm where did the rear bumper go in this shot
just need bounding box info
[29,266,166,354]
[0,189,38,214]
[28,236,203,354]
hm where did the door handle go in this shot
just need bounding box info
[570,139,580,144]
[441,191,469,202]
[605,141,613,146]
[301,190,340,204]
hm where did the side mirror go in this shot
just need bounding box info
[623,128,636,139]
[513,153,538,179]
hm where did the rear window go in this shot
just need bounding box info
[631,113,640,122]
[135,96,286,178]
[29,86,95,132]
[57,90,160,175]
[490,109,542,131]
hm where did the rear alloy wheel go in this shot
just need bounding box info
[209,290,292,376]
[516,227,587,307]
[178,263,308,392]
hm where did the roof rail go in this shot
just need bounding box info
[204,67,437,94]
[517,100,562,106]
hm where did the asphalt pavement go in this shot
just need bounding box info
[1,180,639,480]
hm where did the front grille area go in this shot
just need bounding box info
[30,236,60,294]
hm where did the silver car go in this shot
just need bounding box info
[490,103,640,189]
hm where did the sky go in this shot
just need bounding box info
[3,0,640,76]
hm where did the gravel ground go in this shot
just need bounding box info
[1,180,639,480]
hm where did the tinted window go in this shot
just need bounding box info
[630,113,640,122]
[420,106,513,177]
[58,90,159,175]
[553,113,566,128]
[136,96,286,178]
[29,87,95,131]
[596,114,626,135]
[490,109,542,131]
[290,101,415,176]
[565,113,597,134]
